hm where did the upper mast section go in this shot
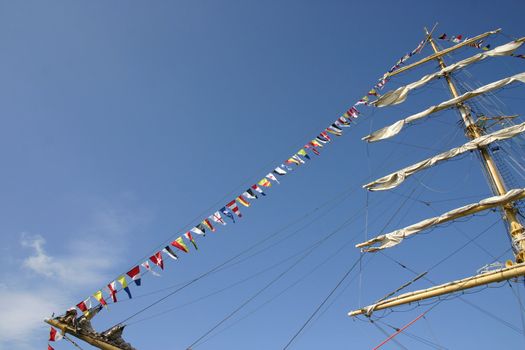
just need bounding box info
[423,27,525,263]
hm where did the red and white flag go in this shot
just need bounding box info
[266,173,280,184]
[210,211,226,225]
[107,281,118,302]
[149,252,164,270]
[127,266,142,286]
[226,200,242,217]
[142,260,161,276]
[49,327,63,342]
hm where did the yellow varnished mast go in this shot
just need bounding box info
[349,27,525,317]
[424,27,525,264]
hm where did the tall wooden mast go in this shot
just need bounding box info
[348,27,525,317]
[424,27,525,264]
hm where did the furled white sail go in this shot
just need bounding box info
[374,38,525,107]
[363,72,525,142]
[356,188,525,252]
[364,122,525,191]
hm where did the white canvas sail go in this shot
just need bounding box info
[363,72,525,142]
[364,122,525,191]
[356,188,525,252]
[374,38,525,107]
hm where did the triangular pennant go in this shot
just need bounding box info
[319,131,331,141]
[149,251,164,270]
[117,275,132,299]
[76,297,92,316]
[210,211,227,225]
[126,266,142,286]
[297,149,311,160]
[336,116,351,126]
[243,190,257,199]
[281,163,295,171]
[93,290,108,308]
[266,173,280,184]
[49,327,63,342]
[273,166,287,175]
[142,260,161,276]
[163,246,179,260]
[292,154,305,164]
[184,231,198,250]
[325,126,342,136]
[220,206,236,223]
[190,226,206,236]
[310,139,324,148]
[196,223,208,235]
[107,281,118,303]
[202,218,216,232]
[305,144,320,155]
[251,184,266,196]
[258,178,272,187]
[226,200,243,217]
[237,194,251,207]
[172,236,189,253]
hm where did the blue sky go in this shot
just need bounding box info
[1,1,525,349]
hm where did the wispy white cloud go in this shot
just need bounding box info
[21,233,116,287]
[0,199,151,347]
[0,285,64,349]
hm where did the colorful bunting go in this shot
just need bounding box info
[315,136,328,144]
[237,194,251,207]
[163,246,179,260]
[258,178,272,187]
[117,275,132,299]
[292,154,305,164]
[196,223,208,234]
[190,226,206,236]
[297,149,311,160]
[286,157,300,165]
[243,189,257,199]
[220,206,236,223]
[202,218,216,232]
[319,131,331,141]
[305,144,320,155]
[210,211,227,225]
[149,252,164,270]
[184,232,198,250]
[93,290,108,308]
[266,173,280,184]
[107,281,118,303]
[76,297,91,316]
[310,139,324,148]
[49,327,63,342]
[281,163,294,172]
[126,266,142,286]
[72,34,429,317]
[273,166,287,175]
[172,236,189,253]
[142,260,161,276]
[226,200,243,217]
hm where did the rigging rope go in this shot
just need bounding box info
[372,311,428,350]
[186,248,315,349]
[281,256,362,350]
